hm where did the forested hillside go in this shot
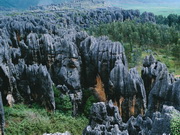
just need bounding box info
[88,19,180,74]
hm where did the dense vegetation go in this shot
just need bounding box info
[53,86,73,115]
[53,86,98,117]
[156,14,180,29]
[88,20,180,74]
[4,87,97,135]
[171,111,180,135]
[4,104,88,135]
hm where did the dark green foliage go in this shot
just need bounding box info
[83,96,97,117]
[88,20,180,68]
[156,14,180,30]
[171,42,180,59]
[58,94,72,115]
[53,86,72,115]
[4,104,88,135]
[171,111,180,135]
[82,89,98,117]
[89,21,179,48]
[123,43,142,67]
[53,85,61,110]
[54,85,98,117]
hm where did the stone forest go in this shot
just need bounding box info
[0,0,179,135]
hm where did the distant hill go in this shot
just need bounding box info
[107,0,180,16]
[0,0,179,10]
[0,0,68,9]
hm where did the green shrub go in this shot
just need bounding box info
[82,89,98,117]
[4,104,88,135]
[171,111,180,135]
[84,95,97,117]
[53,85,72,115]
[58,94,72,115]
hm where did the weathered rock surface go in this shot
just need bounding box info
[83,101,129,135]
[142,55,180,117]
[80,36,128,96]
[28,3,156,28]
[109,60,146,121]
[84,101,179,135]
[0,2,179,135]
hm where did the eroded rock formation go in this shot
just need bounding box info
[142,55,180,117]
[80,36,128,95]
[0,2,179,134]
[84,101,179,135]
[83,101,128,135]
[109,60,146,121]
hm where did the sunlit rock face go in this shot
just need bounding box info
[80,36,128,95]
[109,60,146,121]
[142,55,180,117]
[147,70,180,117]
[80,36,147,121]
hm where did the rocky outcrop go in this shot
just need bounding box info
[147,69,180,117]
[28,2,156,28]
[150,105,178,135]
[84,101,179,135]
[109,60,146,121]
[141,55,167,97]
[83,101,128,135]
[0,3,178,134]
[80,36,128,95]
[126,105,179,135]
[142,55,180,117]
[140,12,156,23]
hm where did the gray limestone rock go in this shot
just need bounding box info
[83,100,128,135]
[80,36,128,98]
[109,60,146,121]
[142,55,180,117]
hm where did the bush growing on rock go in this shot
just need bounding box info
[171,111,180,135]
[82,89,98,117]
[53,86,72,115]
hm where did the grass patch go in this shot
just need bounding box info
[134,48,180,75]
[4,104,88,135]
